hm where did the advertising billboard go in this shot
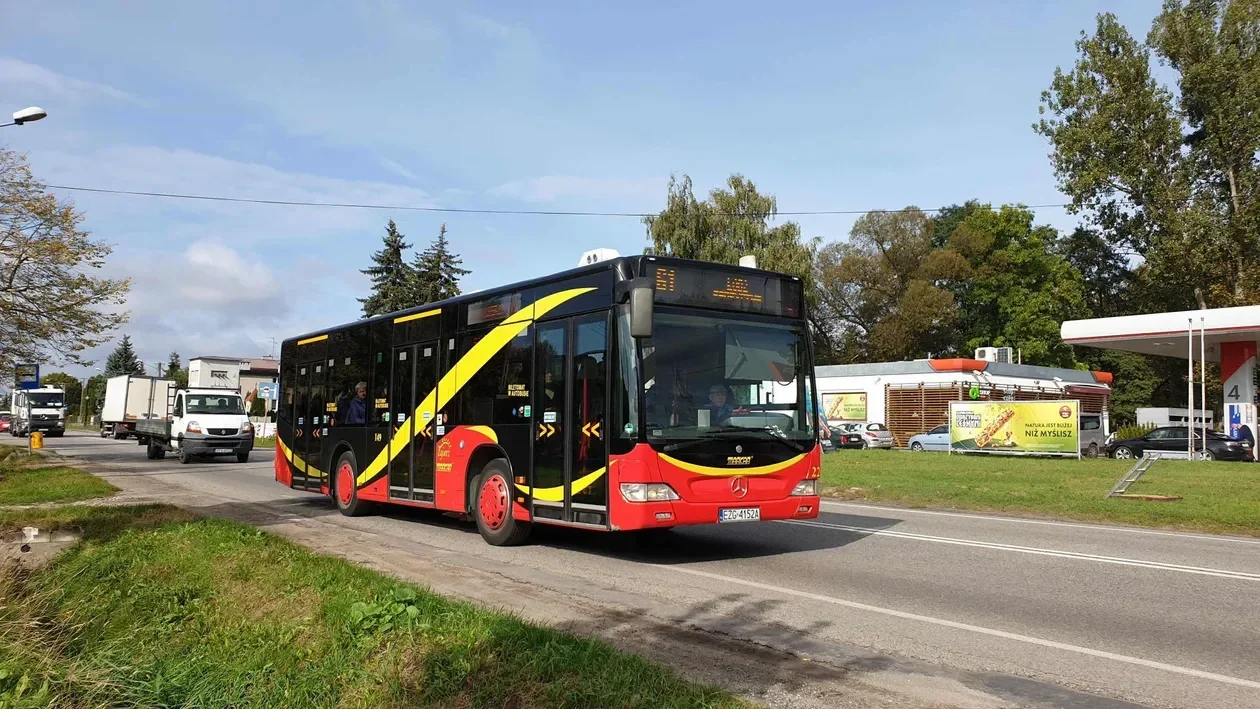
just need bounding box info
[14,364,39,390]
[822,392,867,422]
[949,400,1079,457]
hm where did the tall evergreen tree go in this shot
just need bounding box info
[165,350,188,388]
[411,224,470,305]
[104,335,145,376]
[359,219,416,316]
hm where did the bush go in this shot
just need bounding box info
[1113,423,1156,441]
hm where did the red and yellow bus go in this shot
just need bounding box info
[275,254,822,545]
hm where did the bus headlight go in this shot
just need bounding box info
[791,480,818,496]
[620,483,680,503]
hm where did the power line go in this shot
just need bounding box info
[29,182,1081,218]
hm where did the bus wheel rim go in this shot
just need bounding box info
[337,462,355,506]
[479,475,508,531]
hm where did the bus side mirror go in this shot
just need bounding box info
[628,277,654,339]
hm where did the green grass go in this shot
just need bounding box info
[253,435,275,449]
[821,450,1260,537]
[0,447,118,506]
[0,505,746,709]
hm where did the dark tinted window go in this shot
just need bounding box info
[867,423,887,432]
[279,341,296,422]
[329,325,370,426]
[370,320,392,423]
[459,326,533,424]
[1081,416,1100,431]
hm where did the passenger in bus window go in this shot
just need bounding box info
[347,382,367,425]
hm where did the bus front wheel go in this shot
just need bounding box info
[334,451,373,517]
[472,459,531,546]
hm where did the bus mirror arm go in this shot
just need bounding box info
[627,277,654,339]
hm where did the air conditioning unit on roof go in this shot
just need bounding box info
[578,248,621,267]
[975,347,1013,363]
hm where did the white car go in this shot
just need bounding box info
[847,422,895,449]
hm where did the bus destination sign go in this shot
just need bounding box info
[652,265,800,317]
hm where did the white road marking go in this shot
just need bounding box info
[783,519,1260,581]
[664,564,1260,691]
[821,500,1260,545]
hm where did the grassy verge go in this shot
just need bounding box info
[0,505,745,708]
[822,450,1260,536]
[0,447,117,506]
[253,435,275,448]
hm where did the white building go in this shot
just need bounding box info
[814,355,1112,447]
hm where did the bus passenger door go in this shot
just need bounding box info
[293,363,311,489]
[532,314,609,525]
[304,362,326,491]
[389,346,415,500]
[412,340,438,502]
[569,313,609,524]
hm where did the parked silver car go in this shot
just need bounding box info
[908,424,950,452]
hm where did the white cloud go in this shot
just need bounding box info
[0,57,133,103]
[488,175,665,204]
[380,157,418,181]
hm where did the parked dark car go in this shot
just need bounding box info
[829,424,867,449]
[1106,426,1253,462]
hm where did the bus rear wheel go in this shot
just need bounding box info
[472,459,531,546]
[334,451,373,517]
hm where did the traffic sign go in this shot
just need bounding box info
[257,381,279,400]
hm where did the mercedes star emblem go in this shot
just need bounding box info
[730,476,749,498]
[735,444,743,454]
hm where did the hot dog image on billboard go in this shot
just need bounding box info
[949,400,1079,457]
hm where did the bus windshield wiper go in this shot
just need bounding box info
[662,426,804,454]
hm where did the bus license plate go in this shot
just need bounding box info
[719,508,760,523]
[214,448,232,454]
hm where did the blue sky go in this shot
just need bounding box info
[0,0,1161,376]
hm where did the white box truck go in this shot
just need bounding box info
[100,375,176,440]
[135,387,254,464]
[10,387,67,438]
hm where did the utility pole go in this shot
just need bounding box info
[267,337,278,359]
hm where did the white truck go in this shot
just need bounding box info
[134,387,255,464]
[10,387,67,438]
[99,375,175,440]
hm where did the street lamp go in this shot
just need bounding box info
[1,106,47,128]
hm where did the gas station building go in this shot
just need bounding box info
[1060,305,1259,447]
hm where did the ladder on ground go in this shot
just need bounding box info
[1107,453,1162,498]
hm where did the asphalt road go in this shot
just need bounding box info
[42,433,1260,709]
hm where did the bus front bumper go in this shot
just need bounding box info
[612,495,821,531]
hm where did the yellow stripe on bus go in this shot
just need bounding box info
[297,334,328,345]
[516,460,613,502]
[356,287,595,486]
[658,452,807,476]
[393,310,439,324]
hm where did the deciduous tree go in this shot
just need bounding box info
[1036,5,1260,309]
[0,149,130,373]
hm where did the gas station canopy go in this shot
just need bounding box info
[1061,305,1260,362]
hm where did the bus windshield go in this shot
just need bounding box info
[641,310,814,443]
